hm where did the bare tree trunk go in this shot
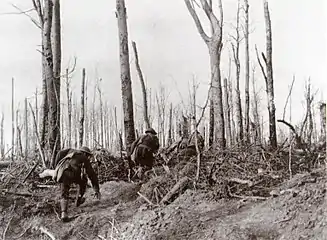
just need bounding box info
[84,79,89,146]
[40,64,48,151]
[16,110,23,158]
[185,0,225,149]
[263,0,277,148]
[92,84,97,148]
[231,0,243,144]
[28,102,46,167]
[251,66,261,145]
[223,78,232,146]
[116,0,136,150]
[0,113,4,158]
[42,0,57,164]
[11,77,15,161]
[97,79,104,147]
[319,102,326,143]
[255,1,277,149]
[79,68,86,147]
[167,103,173,146]
[244,0,250,143]
[65,69,72,147]
[132,41,150,129]
[209,99,214,147]
[51,0,61,159]
[24,98,29,160]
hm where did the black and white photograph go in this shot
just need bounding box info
[0,0,326,239]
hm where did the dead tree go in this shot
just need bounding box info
[24,98,29,160]
[184,0,226,149]
[300,81,315,147]
[319,102,326,143]
[16,110,23,158]
[244,0,250,143]
[79,68,86,147]
[0,113,4,158]
[11,77,15,161]
[231,0,243,144]
[251,66,261,144]
[50,0,61,161]
[97,78,104,147]
[65,69,72,146]
[167,103,173,146]
[223,78,232,146]
[255,0,277,148]
[132,41,150,129]
[116,0,136,150]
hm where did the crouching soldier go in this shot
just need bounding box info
[41,146,101,222]
[130,128,159,179]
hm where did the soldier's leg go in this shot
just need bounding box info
[76,174,87,207]
[60,179,70,222]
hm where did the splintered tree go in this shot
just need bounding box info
[255,0,277,148]
[184,0,226,149]
[244,0,250,143]
[132,41,150,129]
[116,0,136,150]
[51,0,62,158]
[79,68,86,147]
[31,0,62,164]
[231,0,243,143]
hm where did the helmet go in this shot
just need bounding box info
[145,127,157,135]
[79,146,92,155]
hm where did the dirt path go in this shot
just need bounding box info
[0,169,326,240]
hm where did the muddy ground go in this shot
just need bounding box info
[0,167,326,240]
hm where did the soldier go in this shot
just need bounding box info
[130,128,159,178]
[48,146,101,222]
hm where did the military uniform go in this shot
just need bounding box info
[130,128,159,177]
[53,146,100,222]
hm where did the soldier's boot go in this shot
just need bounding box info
[60,199,69,222]
[76,175,87,207]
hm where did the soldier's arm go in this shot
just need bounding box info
[154,136,160,152]
[84,158,100,193]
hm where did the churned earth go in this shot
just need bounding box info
[0,167,326,240]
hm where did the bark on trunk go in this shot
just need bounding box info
[79,68,86,147]
[231,0,243,144]
[251,67,261,144]
[167,103,173,146]
[11,78,15,161]
[223,78,232,146]
[0,113,4,158]
[184,0,225,149]
[244,0,250,143]
[319,103,326,142]
[116,0,136,150]
[43,0,57,164]
[51,0,61,157]
[209,44,225,148]
[66,69,72,147]
[132,41,150,129]
[24,98,29,160]
[264,0,277,148]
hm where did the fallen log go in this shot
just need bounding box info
[1,190,33,197]
[160,176,189,205]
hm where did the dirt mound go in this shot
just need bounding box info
[1,168,325,240]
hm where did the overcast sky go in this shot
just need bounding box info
[0,0,326,144]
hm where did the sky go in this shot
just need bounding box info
[0,0,326,145]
